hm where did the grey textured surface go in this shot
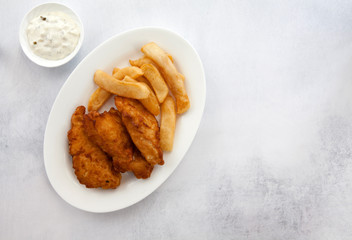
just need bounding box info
[1,0,352,239]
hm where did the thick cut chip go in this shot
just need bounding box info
[123,76,160,115]
[136,76,153,89]
[130,56,185,82]
[88,67,145,112]
[160,96,176,151]
[113,66,144,80]
[88,87,112,112]
[112,67,119,75]
[140,63,168,103]
[94,70,149,99]
[141,42,190,113]
[130,55,173,66]
[130,56,156,68]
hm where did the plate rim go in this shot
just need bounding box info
[43,26,206,213]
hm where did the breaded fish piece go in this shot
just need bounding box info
[67,106,121,189]
[129,148,154,179]
[114,96,164,166]
[83,108,133,173]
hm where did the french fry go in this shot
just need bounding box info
[112,68,120,75]
[140,63,169,103]
[123,76,160,115]
[130,55,173,67]
[113,66,143,80]
[130,57,185,82]
[167,54,173,63]
[114,68,154,93]
[88,67,146,111]
[160,96,176,151]
[136,76,153,89]
[88,87,112,112]
[141,42,190,113]
[178,73,185,81]
[94,70,149,99]
[130,57,156,68]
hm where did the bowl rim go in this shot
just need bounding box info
[19,2,84,68]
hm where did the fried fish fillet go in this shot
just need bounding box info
[129,148,154,179]
[83,108,133,173]
[115,96,164,166]
[67,106,121,189]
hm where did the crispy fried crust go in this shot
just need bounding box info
[129,148,154,179]
[83,108,133,173]
[114,96,164,166]
[67,106,121,189]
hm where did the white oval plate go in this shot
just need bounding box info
[43,27,206,213]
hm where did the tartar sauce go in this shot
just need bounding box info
[27,12,80,60]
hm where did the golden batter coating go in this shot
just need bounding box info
[83,108,133,173]
[67,106,121,189]
[129,148,154,179]
[114,96,164,166]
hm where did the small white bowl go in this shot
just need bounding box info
[19,3,84,67]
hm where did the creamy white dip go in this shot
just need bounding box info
[27,12,80,60]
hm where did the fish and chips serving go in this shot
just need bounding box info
[67,42,190,189]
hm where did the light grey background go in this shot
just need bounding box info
[1,0,352,239]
